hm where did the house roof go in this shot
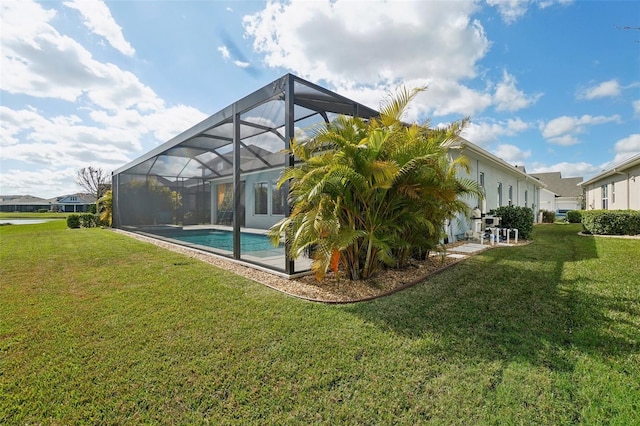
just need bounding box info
[0,195,48,205]
[0,193,96,206]
[53,193,97,204]
[530,172,583,197]
[579,153,640,186]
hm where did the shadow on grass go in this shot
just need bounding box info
[346,225,637,370]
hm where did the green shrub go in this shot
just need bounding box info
[541,210,555,223]
[79,213,99,228]
[88,204,97,214]
[494,205,534,240]
[37,208,48,213]
[567,210,583,223]
[67,214,80,229]
[581,210,640,235]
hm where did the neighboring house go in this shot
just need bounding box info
[579,153,640,210]
[54,193,97,213]
[0,193,96,212]
[0,195,51,212]
[446,138,545,241]
[530,172,583,213]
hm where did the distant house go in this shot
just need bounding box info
[53,194,97,213]
[0,193,96,213]
[530,172,583,213]
[579,153,640,210]
[0,195,51,212]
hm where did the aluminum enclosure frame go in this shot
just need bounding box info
[112,74,379,276]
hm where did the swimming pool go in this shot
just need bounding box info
[154,229,284,258]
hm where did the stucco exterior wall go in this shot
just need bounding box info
[583,162,640,210]
[210,168,285,230]
[447,148,542,241]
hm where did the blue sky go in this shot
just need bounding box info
[1,0,639,198]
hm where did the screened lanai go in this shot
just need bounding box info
[112,74,379,276]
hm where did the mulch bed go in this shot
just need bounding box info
[115,229,497,303]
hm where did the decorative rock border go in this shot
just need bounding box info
[112,229,525,304]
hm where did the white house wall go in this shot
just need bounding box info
[583,162,640,210]
[539,188,557,212]
[210,168,285,230]
[555,197,582,211]
[448,148,542,241]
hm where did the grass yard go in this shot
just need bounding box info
[1,220,638,424]
[0,212,70,219]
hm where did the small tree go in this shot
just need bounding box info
[76,167,111,211]
[98,189,113,226]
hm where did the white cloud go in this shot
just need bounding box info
[2,103,208,165]
[245,1,489,84]
[234,60,251,68]
[547,135,580,146]
[1,0,160,111]
[614,133,640,156]
[493,70,542,112]
[492,143,532,163]
[244,1,493,117]
[0,167,81,198]
[577,79,621,100]
[461,118,530,146]
[0,1,210,197]
[485,0,529,24]
[63,0,135,56]
[540,114,622,145]
[487,0,573,24]
[530,161,597,178]
[633,100,640,117]
[218,45,231,60]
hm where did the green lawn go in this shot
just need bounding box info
[1,221,638,424]
[0,212,70,219]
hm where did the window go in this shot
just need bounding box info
[497,182,503,207]
[524,190,528,207]
[612,183,616,205]
[255,182,268,214]
[601,184,608,209]
[508,185,513,206]
[271,181,286,215]
[478,172,485,208]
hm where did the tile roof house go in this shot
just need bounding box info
[530,172,584,213]
[0,193,96,213]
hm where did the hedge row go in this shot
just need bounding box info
[581,210,640,235]
[566,210,582,223]
[540,210,555,223]
[67,214,101,229]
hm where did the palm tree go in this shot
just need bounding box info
[98,189,112,226]
[269,87,482,280]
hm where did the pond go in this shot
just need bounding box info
[0,219,53,225]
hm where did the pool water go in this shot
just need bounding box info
[157,229,283,258]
